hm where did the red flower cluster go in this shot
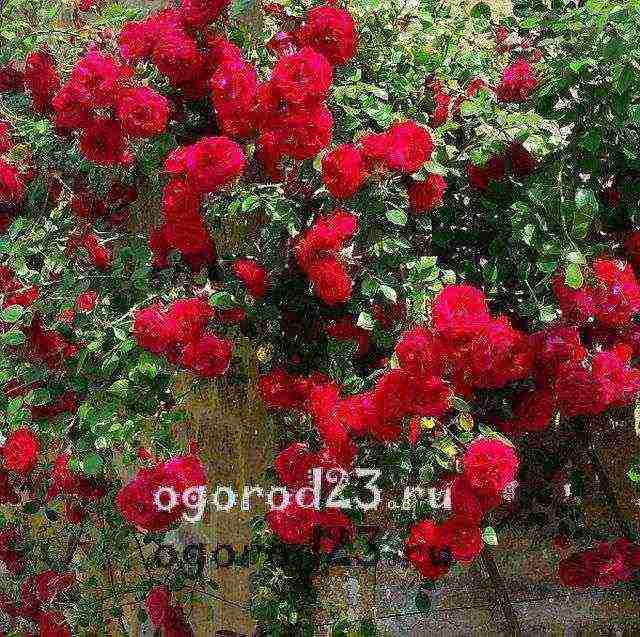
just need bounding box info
[295,209,358,305]
[468,142,537,190]
[322,144,367,199]
[1,428,39,475]
[295,4,359,67]
[0,63,25,93]
[0,266,39,308]
[132,298,232,378]
[496,57,539,103]
[232,258,269,298]
[553,258,640,328]
[427,80,452,128]
[407,174,447,214]
[559,538,640,588]
[52,49,170,165]
[0,569,75,635]
[0,159,25,204]
[266,500,355,553]
[24,315,78,370]
[116,455,206,531]
[405,515,483,580]
[146,586,194,637]
[24,50,60,114]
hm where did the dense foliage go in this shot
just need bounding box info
[2,0,640,635]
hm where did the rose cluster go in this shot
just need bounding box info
[295,208,359,305]
[406,438,518,580]
[51,49,170,165]
[151,137,246,270]
[132,297,233,378]
[558,538,640,588]
[0,568,76,636]
[116,454,206,532]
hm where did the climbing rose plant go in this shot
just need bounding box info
[2,0,640,635]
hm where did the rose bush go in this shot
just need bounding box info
[2,0,640,634]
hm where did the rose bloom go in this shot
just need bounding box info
[179,332,233,378]
[80,118,131,166]
[322,144,367,199]
[297,4,358,66]
[496,58,539,103]
[75,290,98,313]
[232,258,269,298]
[2,428,39,475]
[407,174,447,213]
[266,500,320,545]
[116,86,169,138]
[385,121,434,173]
[271,47,332,107]
[462,438,518,497]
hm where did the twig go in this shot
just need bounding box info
[481,548,522,637]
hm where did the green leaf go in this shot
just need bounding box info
[415,590,432,613]
[470,2,492,19]
[209,292,235,310]
[1,305,24,323]
[482,526,498,545]
[2,329,26,346]
[380,285,398,303]
[82,454,103,476]
[386,209,408,226]
[356,312,375,331]
[564,263,583,289]
[108,379,129,398]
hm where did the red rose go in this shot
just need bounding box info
[69,50,128,108]
[269,103,333,160]
[146,586,172,627]
[432,284,490,339]
[468,154,506,190]
[274,442,317,488]
[322,144,367,199]
[308,257,353,305]
[438,514,483,563]
[179,332,233,378]
[407,174,447,213]
[297,4,358,66]
[24,50,60,114]
[450,476,500,522]
[232,258,269,298]
[271,47,332,107]
[0,63,24,92]
[75,290,98,313]
[463,438,518,498]
[558,553,594,588]
[165,137,246,195]
[116,86,169,138]
[496,58,538,103]
[507,141,537,178]
[133,304,175,355]
[80,118,131,166]
[266,500,319,545]
[258,369,309,409]
[0,159,25,203]
[385,121,433,173]
[405,519,451,580]
[315,508,355,553]
[2,428,39,475]
[116,455,206,531]
[179,0,230,29]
